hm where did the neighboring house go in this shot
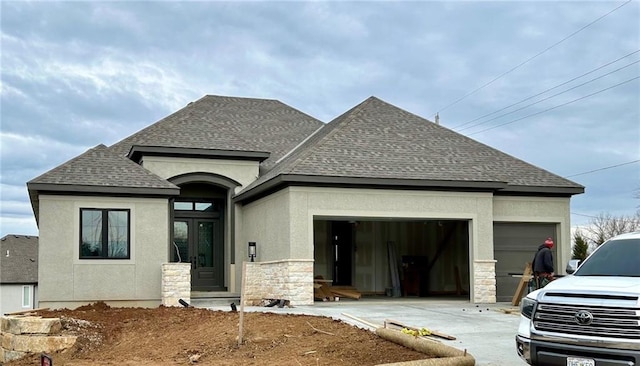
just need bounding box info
[27,95,584,309]
[0,235,38,315]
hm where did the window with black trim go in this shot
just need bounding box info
[80,208,130,259]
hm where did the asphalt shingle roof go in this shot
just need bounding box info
[27,94,583,215]
[28,144,178,190]
[109,95,325,172]
[0,235,38,284]
[240,97,584,195]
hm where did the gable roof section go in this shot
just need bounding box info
[0,235,38,284]
[27,144,179,221]
[236,97,584,202]
[109,95,325,172]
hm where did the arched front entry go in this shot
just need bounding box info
[169,173,240,292]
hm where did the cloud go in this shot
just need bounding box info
[0,0,638,236]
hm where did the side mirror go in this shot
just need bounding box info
[566,259,581,274]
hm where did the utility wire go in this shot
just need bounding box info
[466,75,640,136]
[435,0,633,115]
[564,160,640,178]
[571,212,601,219]
[455,59,640,132]
[452,49,640,130]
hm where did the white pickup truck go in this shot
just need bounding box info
[516,231,640,366]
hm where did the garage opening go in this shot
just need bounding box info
[313,218,470,300]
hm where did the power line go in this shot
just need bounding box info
[466,75,639,136]
[435,0,633,115]
[455,59,640,132]
[564,160,640,178]
[451,49,640,130]
[571,212,601,219]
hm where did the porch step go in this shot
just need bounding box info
[189,292,240,308]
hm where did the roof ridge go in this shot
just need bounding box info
[280,97,375,175]
[203,94,279,102]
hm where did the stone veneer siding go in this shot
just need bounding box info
[243,260,314,306]
[162,263,191,307]
[473,260,497,303]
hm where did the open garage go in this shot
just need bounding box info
[313,218,470,299]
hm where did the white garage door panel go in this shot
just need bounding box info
[494,223,557,302]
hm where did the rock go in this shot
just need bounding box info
[1,316,62,335]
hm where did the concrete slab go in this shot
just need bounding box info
[205,298,528,366]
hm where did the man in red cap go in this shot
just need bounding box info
[532,237,555,289]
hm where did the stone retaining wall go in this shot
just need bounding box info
[162,262,191,307]
[1,315,77,363]
[243,259,314,306]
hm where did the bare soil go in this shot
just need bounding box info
[5,302,433,365]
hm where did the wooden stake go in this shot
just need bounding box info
[238,261,248,346]
[341,313,379,329]
[306,321,334,336]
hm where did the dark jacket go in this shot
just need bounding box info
[533,244,554,274]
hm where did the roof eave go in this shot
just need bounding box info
[27,183,180,197]
[234,174,508,203]
[497,185,585,195]
[27,183,180,226]
[127,145,271,164]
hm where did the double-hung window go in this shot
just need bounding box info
[80,208,130,259]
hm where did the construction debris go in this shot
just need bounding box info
[262,299,291,308]
[313,276,362,301]
[385,318,456,341]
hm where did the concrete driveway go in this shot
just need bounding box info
[207,298,527,365]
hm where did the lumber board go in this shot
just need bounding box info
[511,262,532,306]
[4,307,49,316]
[314,287,327,301]
[387,241,401,297]
[385,318,456,340]
[320,284,334,299]
[330,288,361,300]
[341,313,379,329]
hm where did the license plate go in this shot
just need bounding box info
[567,357,595,366]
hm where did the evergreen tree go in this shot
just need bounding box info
[572,230,589,261]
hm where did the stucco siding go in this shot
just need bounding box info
[239,190,292,262]
[37,195,169,308]
[73,265,136,299]
[141,156,259,193]
[289,190,313,259]
[493,196,571,273]
[239,186,496,301]
[293,186,494,259]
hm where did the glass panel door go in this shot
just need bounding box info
[172,218,223,291]
[197,221,214,268]
[173,221,189,263]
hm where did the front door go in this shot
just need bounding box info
[173,214,225,291]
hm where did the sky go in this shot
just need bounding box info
[1,1,639,237]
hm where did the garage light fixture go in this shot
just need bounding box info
[248,242,257,262]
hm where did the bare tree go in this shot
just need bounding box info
[581,212,640,247]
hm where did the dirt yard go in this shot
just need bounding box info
[4,302,433,365]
